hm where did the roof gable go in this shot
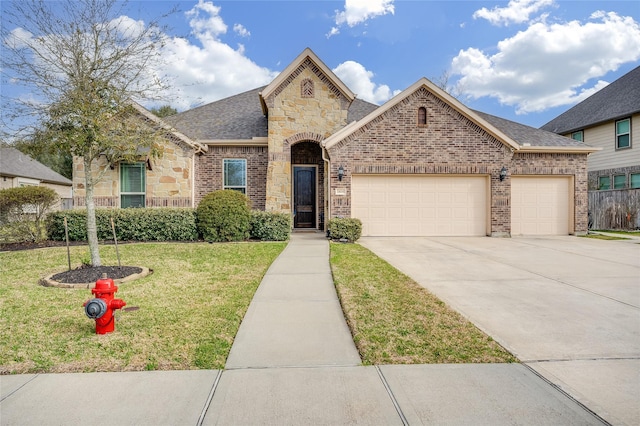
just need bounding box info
[130,102,206,153]
[323,77,520,151]
[323,77,599,154]
[0,147,72,185]
[541,66,640,134]
[259,48,355,114]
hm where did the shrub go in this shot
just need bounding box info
[46,208,198,241]
[328,217,362,242]
[250,211,291,241]
[196,190,251,242]
[0,186,59,242]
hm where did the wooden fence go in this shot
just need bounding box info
[588,188,640,230]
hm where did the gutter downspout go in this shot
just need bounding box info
[191,151,197,208]
[321,145,331,230]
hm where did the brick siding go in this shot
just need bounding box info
[194,145,268,210]
[327,87,590,235]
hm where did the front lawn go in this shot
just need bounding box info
[330,243,517,365]
[0,242,285,374]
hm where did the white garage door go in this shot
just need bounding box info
[351,175,488,237]
[511,176,571,236]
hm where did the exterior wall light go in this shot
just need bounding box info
[499,166,508,181]
[338,165,345,181]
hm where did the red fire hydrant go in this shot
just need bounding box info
[83,274,126,334]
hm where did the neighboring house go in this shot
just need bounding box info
[541,66,640,229]
[0,146,73,210]
[74,48,599,236]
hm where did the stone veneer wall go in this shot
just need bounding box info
[72,137,195,208]
[194,145,268,209]
[262,59,350,213]
[326,87,590,235]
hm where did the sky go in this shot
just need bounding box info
[3,0,640,130]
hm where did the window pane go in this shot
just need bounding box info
[617,134,630,149]
[613,175,626,189]
[599,176,610,190]
[224,159,246,187]
[122,194,145,208]
[631,174,640,189]
[616,119,630,135]
[121,163,145,192]
[571,131,583,142]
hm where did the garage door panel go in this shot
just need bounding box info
[511,177,570,236]
[352,175,487,237]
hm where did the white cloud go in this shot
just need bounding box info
[333,60,400,105]
[451,11,640,114]
[4,27,33,49]
[473,0,554,26]
[233,23,250,38]
[328,0,394,37]
[185,0,227,40]
[148,1,276,110]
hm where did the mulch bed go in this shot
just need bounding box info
[0,240,88,252]
[51,265,143,284]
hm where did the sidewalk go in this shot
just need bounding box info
[0,233,606,425]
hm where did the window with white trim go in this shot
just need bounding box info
[571,131,583,142]
[223,159,247,194]
[120,163,146,208]
[616,118,631,149]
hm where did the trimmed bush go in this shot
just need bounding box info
[46,208,198,241]
[250,211,291,241]
[328,217,362,242]
[0,186,59,242]
[196,190,251,242]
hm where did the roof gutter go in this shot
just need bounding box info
[516,145,602,154]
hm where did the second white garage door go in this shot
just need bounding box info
[351,175,488,237]
[511,176,572,236]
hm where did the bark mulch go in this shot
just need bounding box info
[51,265,143,284]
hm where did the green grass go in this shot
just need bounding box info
[592,230,639,236]
[330,243,517,365]
[0,242,285,374]
[580,234,628,240]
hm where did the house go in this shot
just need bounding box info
[1,146,73,210]
[541,66,640,229]
[73,48,599,236]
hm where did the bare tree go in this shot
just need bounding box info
[431,69,467,101]
[2,0,175,266]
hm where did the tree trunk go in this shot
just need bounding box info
[84,156,102,267]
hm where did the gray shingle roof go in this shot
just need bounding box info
[164,87,268,140]
[0,147,72,185]
[540,66,640,134]
[475,111,585,148]
[165,86,379,141]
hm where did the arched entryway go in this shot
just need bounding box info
[291,141,325,229]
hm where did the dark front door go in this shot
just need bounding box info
[294,166,316,228]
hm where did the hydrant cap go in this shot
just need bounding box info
[93,277,117,294]
[84,298,108,319]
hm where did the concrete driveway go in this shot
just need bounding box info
[360,236,640,426]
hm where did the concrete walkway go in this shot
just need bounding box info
[225,232,361,368]
[0,233,607,425]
